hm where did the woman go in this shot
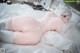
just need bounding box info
[0,5,72,45]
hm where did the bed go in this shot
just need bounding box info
[0,3,80,53]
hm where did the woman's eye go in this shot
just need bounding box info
[63,15,66,18]
[61,14,66,18]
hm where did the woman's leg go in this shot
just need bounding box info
[0,30,14,43]
[13,30,43,45]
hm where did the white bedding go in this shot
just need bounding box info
[0,3,79,53]
[0,42,63,53]
[0,31,73,53]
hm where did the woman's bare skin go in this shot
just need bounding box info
[7,16,43,45]
[7,12,69,45]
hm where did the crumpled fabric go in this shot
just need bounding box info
[41,31,74,53]
[1,42,63,53]
[60,21,80,53]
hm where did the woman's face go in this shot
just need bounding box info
[61,10,72,23]
[61,15,68,23]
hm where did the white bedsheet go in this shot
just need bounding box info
[60,21,80,53]
[0,3,77,53]
[0,42,63,53]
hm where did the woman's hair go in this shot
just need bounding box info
[53,2,72,20]
[61,5,72,20]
